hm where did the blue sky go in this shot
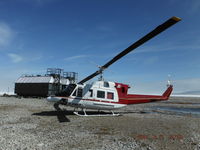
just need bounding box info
[0,0,200,94]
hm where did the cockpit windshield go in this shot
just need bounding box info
[56,84,77,97]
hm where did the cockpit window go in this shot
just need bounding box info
[89,89,93,97]
[72,90,77,96]
[77,88,83,97]
[56,84,77,96]
[72,87,83,97]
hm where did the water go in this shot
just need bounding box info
[151,106,200,116]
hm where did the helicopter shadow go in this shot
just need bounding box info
[32,110,71,122]
[32,103,144,123]
[32,109,145,123]
[32,103,72,123]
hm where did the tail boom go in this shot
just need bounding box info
[117,85,173,105]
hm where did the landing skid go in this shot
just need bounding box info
[73,109,121,117]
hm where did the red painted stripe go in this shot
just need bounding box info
[63,96,119,104]
[56,96,166,105]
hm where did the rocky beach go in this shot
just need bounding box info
[0,96,200,150]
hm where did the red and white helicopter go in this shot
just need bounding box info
[47,16,181,116]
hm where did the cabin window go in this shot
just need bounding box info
[104,82,109,87]
[89,89,93,97]
[77,88,83,97]
[97,90,105,98]
[107,92,114,100]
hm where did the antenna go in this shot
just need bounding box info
[167,74,172,86]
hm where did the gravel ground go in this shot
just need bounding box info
[0,96,200,150]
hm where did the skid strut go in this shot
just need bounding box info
[73,109,121,117]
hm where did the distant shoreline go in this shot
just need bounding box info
[171,94,200,98]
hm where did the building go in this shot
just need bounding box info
[15,68,78,97]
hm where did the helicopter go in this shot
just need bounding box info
[47,16,181,116]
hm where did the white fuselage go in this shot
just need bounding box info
[47,81,127,110]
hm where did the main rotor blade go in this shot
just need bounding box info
[78,70,101,84]
[78,16,181,84]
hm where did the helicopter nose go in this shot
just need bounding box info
[47,96,62,102]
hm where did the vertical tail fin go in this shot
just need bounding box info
[162,85,173,99]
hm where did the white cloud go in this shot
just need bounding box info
[26,53,43,62]
[64,55,88,61]
[0,22,14,48]
[128,78,200,95]
[8,53,23,63]
[173,78,200,93]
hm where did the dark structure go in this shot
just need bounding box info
[15,68,78,97]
